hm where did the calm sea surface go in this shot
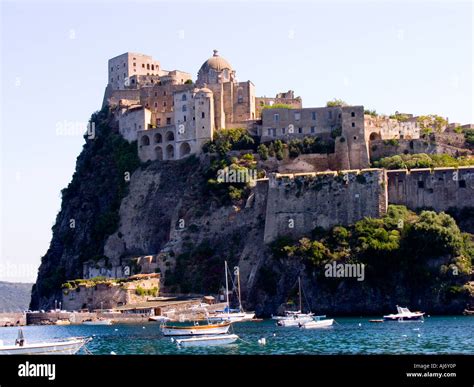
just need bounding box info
[1,317,472,355]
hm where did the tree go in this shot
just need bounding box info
[257,144,269,160]
[326,98,347,107]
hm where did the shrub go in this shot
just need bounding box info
[257,144,269,160]
[326,98,347,107]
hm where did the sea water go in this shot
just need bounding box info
[0,316,472,355]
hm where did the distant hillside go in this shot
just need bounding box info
[0,282,33,312]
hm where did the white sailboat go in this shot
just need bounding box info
[383,306,425,322]
[209,262,255,323]
[0,329,91,355]
[276,277,314,327]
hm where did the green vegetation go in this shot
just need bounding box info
[364,109,377,117]
[464,129,474,146]
[287,137,335,157]
[257,144,269,160]
[203,127,256,155]
[389,113,411,122]
[383,139,399,147]
[270,206,473,297]
[326,98,347,107]
[184,79,193,84]
[135,286,158,297]
[261,103,294,110]
[417,114,448,135]
[373,153,474,169]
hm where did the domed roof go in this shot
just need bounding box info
[199,50,233,73]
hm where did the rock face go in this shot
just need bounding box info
[31,108,473,315]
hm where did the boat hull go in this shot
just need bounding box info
[208,312,255,323]
[82,319,112,325]
[175,334,239,347]
[301,319,334,329]
[277,316,314,327]
[161,322,231,336]
[0,338,89,355]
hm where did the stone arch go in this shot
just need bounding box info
[154,133,162,144]
[179,142,191,158]
[155,146,163,161]
[166,131,175,142]
[369,132,381,141]
[141,135,150,146]
[166,144,174,160]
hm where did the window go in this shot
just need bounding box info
[298,127,303,134]
[310,126,315,133]
[312,112,317,120]
[328,111,333,119]
[238,95,243,103]
[147,64,150,70]
[163,101,167,107]
[142,64,145,68]
[459,180,466,188]
[133,63,136,67]
[156,118,161,126]
[184,115,187,122]
[154,102,158,108]
[351,122,355,127]
[351,112,355,117]
[182,94,187,101]
[417,181,425,189]
[201,112,205,118]
[164,91,167,96]
[267,129,273,136]
[282,127,286,134]
[151,64,154,70]
[274,113,279,122]
[182,105,187,112]
[294,112,301,121]
[155,92,157,97]
[131,79,135,84]
[110,67,113,72]
[166,117,171,125]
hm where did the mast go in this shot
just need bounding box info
[225,261,230,318]
[235,266,242,312]
[298,277,302,313]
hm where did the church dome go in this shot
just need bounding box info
[199,50,233,73]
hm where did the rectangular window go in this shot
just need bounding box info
[274,113,279,122]
[294,112,301,121]
[184,115,186,122]
[298,127,303,134]
[163,101,167,107]
[282,127,286,134]
[351,122,355,127]
[142,64,145,68]
[267,129,272,136]
[328,111,332,119]
[351,112,355,117]
[310,126,315,133]
[459,180,466,188]
[417,181,425,189]
[166,117,171,125]
[157,118,161,126]
[201,112,205,118]
[312,112,317,120]
[133,63,136,67]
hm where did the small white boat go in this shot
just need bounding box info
[148,315,171,323]
[161,321,231,336]
[300,316,334,329]
[209,310,256,323]
[175,334,239,347]
[0,330,91,355]
[277,312,314,327]
[383,306,425,322]
[82,318,113,325]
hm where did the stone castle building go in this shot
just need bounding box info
[103,50,426,169]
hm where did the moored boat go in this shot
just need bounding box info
[175,334,239,347]
[161,321,231,336]
[82,318,113,325]
[383,306,425,321]
[149,315,171,323]
[276,278,315,327]
[299,316,334,329]
[0,330,91,355]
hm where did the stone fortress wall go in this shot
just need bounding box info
[263,166,474,243]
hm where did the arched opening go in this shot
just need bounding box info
[369,132,381,141]
[166,144,174,160]
[181,94,187,101]
[166,131,175,142]
[179,142,191,158]
[155,146,163,161]
[154,133,162,143]
[141,135,150,146]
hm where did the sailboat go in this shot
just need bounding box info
[209,262,255,323]
[276,277,314,327]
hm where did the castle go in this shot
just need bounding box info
[103,50,424,170]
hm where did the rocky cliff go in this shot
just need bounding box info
[31,107,474,315]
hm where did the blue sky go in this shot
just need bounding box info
[0,0,472,282]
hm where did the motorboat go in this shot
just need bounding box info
[299,315,334,329]
[174,334,239,347]
[383,306,425,321]
[161,321,231,336]
[82,318,113,325]
[0,329,91,355]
